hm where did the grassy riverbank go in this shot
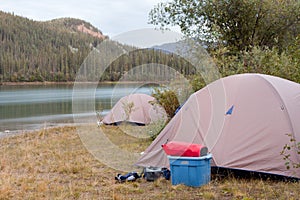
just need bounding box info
[0,125,299,199]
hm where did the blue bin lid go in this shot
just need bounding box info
[168,153,212,160]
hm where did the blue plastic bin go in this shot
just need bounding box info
[168,154,212,187]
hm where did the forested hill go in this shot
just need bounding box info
[0,11,107,82]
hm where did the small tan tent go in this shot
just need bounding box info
[136,74,300,179]
[102,93,166,125]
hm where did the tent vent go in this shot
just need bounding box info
[226,105,234,115]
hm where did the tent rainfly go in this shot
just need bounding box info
[102,93,166,125]
[136,73,300,179]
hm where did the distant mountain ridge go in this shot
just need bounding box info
[48,17,107,40]
[0,11,107,82]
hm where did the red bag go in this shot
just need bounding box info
[162,141,208,157]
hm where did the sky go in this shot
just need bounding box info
[1,0,179,38]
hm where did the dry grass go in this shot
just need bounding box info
[0,125,299,199]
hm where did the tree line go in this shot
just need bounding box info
[0,11,195,83]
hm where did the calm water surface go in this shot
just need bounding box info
[0,83,153,132]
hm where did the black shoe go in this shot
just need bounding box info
[115,174,122,182]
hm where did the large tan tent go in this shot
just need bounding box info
[136,74,300,179]
[102,93,166,125]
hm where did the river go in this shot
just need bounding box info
[0,83,153,133]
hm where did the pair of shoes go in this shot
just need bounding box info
[115,172,140,182]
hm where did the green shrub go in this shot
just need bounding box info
[151,88,179,119]
[210,44,300,83]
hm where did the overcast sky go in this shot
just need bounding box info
[0,0,178,37]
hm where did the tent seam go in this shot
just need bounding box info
[257,74,295,138]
